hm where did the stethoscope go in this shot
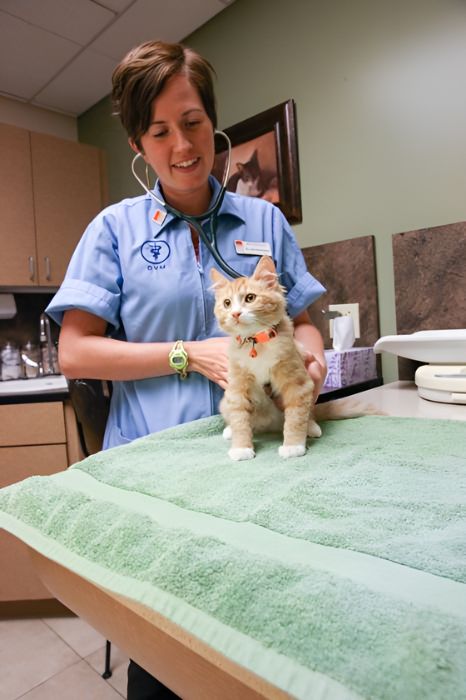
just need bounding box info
[131,129,242,278]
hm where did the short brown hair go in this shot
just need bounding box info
[112,40,217,148]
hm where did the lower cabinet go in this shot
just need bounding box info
[0,400,83,609]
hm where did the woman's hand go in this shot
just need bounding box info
[267,351,326,409]
[303,351,327,403]
[292,310,327,403]
[185,336,230,390]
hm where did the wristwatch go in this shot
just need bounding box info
[168,340,189,379]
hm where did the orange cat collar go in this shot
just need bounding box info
[236,327,278,358]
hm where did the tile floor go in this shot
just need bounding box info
[0,615,129,699]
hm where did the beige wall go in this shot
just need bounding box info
[0,95,77,140]
[78,0,466,382]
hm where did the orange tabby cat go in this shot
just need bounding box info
[211,256,379,461]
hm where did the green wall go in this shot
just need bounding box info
[79,0,466,382]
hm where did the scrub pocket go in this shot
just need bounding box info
[104,423,134,449]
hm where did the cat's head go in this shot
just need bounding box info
[210,256,286,336]
[236,149,260,178]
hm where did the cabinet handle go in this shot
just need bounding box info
[44,256,51,281]
[28,256,35,281]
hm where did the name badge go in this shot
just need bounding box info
[234,240,272,256]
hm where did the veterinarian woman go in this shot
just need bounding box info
[47,39,327,700]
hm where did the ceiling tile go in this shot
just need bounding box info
[0,11,80,99]
[0,0,235,115]
[0,0,116,45]
[33,49,117,115]
[96,0,135,11]
[91,0,228,60]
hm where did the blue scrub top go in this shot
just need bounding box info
[47,177,325,448]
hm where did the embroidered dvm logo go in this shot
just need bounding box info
[141,240,171,265]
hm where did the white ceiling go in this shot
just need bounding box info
[0,0,234,117]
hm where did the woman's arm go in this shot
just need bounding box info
[293,310,327,401]
[58,309,229,389]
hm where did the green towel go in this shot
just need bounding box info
[0,415,465,700]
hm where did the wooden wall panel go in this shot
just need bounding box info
[302,235,380,351]
[392,221,466,379]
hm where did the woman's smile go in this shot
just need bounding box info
[172,156,201,171]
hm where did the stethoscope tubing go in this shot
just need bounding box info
[131,130,241,278]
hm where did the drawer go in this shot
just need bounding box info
[0,402,66,446]
[0,444,68,487]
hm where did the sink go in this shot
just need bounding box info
[0,375,68,396]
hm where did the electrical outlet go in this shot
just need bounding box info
[328,303,360,338]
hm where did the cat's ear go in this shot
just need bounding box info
[210,267,228,288]
[253,256,279,288]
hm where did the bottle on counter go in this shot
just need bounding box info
[39,312,60,375]
[1,342,22,381]
[21,341,41,379]
[40,342,59,375]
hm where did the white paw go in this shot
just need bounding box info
[308,421,322,438]
[222,425,232,440]
[228,447,255,461]
[279,444,306,459]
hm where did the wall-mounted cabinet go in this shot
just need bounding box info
[0,122,106,287]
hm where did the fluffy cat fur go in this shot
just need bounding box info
[211,256,379,461]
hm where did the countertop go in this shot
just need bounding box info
[0,375,382,407]
[0,375,69,404]
[3,377,463,421]
[356,380,466,421]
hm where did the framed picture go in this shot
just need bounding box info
[213,99,302,224]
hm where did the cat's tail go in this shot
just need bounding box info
[314,396,385,422]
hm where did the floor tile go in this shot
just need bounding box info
[86,643,129,697]
[18,659,124,699]
[0,619,79,700]
[43,615,106,657]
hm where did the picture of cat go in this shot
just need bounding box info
[213,131,280,204]
[211,256,380,461]
[226,149,277,198]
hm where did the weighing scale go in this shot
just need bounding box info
[374,329,466,404]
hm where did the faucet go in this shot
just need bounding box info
[39,313,55,375]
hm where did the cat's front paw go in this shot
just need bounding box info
[307,420,322,438]
[279,444,306,459]
[222,425,232,440]
[228,446,255,461]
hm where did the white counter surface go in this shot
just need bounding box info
[0,375,68,397]
[357,380,466,421]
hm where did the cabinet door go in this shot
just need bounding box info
[0,402,66,447]
[0,444,68,486]
[0,444,68,601]
[0,123,37,285]
[31,132,104,285]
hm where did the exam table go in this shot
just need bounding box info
[1,381,465,699]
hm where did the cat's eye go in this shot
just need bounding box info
[223,299,231,307]
[245,293,256,303]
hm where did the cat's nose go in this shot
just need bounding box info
[231,311,241,320]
